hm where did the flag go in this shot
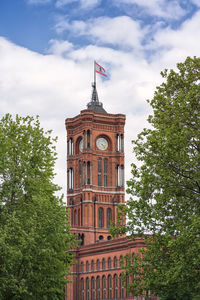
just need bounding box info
[95,61,107,77]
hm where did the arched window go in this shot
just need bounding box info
[114,274,118,298]
[87,130,91,148]
[104,158,108,186]
[120,255,124,267]
[83,130,86,149]
[70,207,73,226]
[114,256,117,268]
[116,134,124,152]
[121,134,124,152]
[108,275,112,299]
[86,277,90,300]
[102,275,106,299]
[116,134,120,152]
[83,162,86,185]
[126,275,130,297]
[79,160,82,187]
[97,259,100,270]
[132,252,135,266]
[98,207,104,228]
[120,274,125,299]
[102,258,105,270]
[91,260,94,272]
[81,261,84,273]
[74,210,77,225]
[121,165,124,187]
[97,276,100,300]
[86,261,89,272]
[67,168,73,190]
[116,165,124,187]
[97,158,102,186]
[107,208,111,228]
[91,277,95,300]
[87,161,91,184]
[108,257,111,269]
[117,165,120,186]
[67,138,73,155]
[80,233,84,246]
[81,278,84,300]
[78,209,80,226]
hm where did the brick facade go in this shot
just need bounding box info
[65,106,158,300]
[65,109,126,246]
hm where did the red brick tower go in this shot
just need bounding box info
[65,84,126,246]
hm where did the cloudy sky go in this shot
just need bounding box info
[1,0,200,200]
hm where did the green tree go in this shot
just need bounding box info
[115,57,200,299]
[0,114,76,299]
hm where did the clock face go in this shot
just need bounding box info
[96,137,108,150]
[79,139,83,152]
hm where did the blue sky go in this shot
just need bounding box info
[0,0,198,54]
[0,0,200,196]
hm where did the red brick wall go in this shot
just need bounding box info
[65,109,126,245]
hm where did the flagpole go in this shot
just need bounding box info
[94,60,96,87]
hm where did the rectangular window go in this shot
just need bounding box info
[98,174,101,186]
[97,158,102,186]
[79,161,82,187]
[98,158,101,172]
[104,175,107,186]
[104,158,107,172]
[104,158,108,187]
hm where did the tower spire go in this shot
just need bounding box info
[91,82,99,103]
[86,61,107,113]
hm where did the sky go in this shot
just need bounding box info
[0,0,200,201]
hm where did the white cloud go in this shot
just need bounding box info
[191,0,200,7]
[149,10,200,67]
[56,0,76,7]
[116,0,186,20]
[89,16,144,50]
[56,0,100,9]
[56,16,145,51]
[26,0,51,4]
[47,39,74,56]
[55,18,86,34]
[79,0,100,8]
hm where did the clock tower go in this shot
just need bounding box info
[65,83,125,246]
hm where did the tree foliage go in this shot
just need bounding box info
[116,57,200,299]
[0,114,76,299]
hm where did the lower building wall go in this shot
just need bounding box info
[66,237,159,300]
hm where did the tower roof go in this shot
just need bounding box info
[87,83,107,114]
